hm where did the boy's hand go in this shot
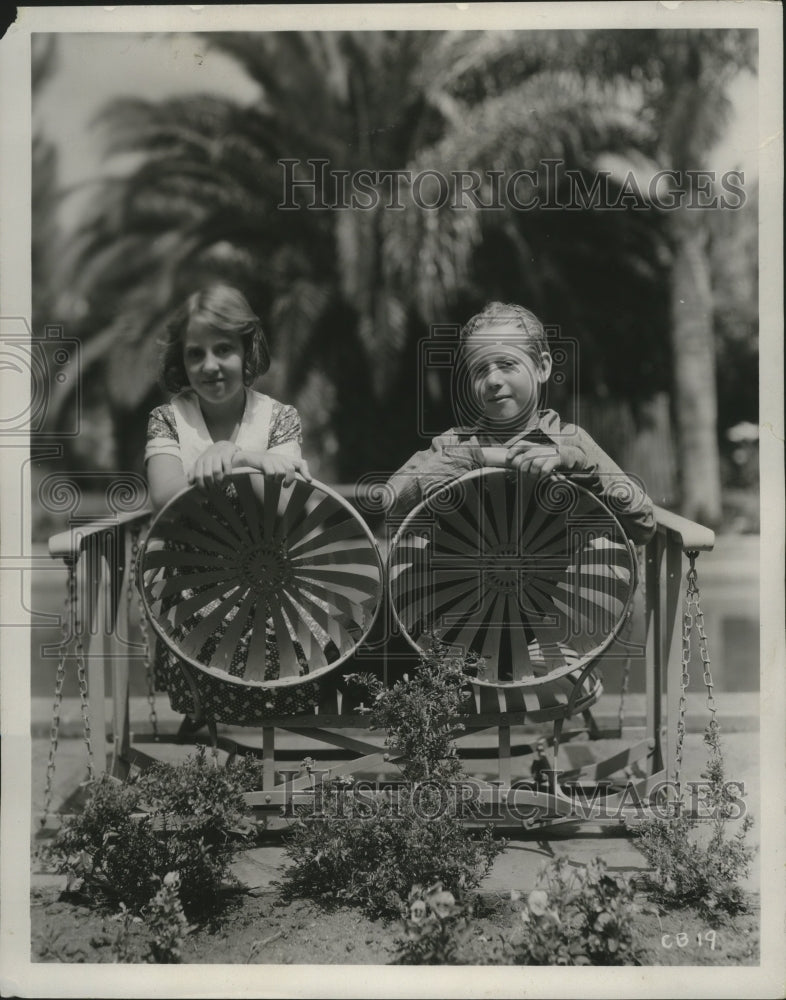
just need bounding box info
[505,440,561,478]
[188,442,239,491]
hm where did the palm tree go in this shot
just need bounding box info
[46,28,754,511]
[569,29,757,524]
[655,31,756,526]
[50,29,665,480]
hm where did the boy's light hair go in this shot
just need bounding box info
[459,301,548,365]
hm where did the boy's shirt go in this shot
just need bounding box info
[386,408,655,544]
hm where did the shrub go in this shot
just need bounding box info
[345,638,482,783]
[279,643,504,918]
[279,780,501,918]
[507,858,644,966]
[48,747,263,919]
[632,724,755,923]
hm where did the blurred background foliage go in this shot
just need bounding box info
[32,28,758,530]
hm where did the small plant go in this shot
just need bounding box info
[345,638,482,783]
[93,903,146,963]
[280,643,503,918]
[47,747,263,919]
[507,858,644,966]
[144,872,195,963]
[394,882,471,965]
[632,724,755,923]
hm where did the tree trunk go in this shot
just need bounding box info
[669,210,722,526]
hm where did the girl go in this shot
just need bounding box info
[145,284,317,722]
[146,284,310,508]
[386,301,655,544]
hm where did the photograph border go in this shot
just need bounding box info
[1,4,783,997]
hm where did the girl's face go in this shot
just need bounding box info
[464,324,551,427]
[183,319,245,410]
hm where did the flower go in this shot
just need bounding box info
[428,890,456,919]
[163,871,180,888]
[527,889,549,915]
[409,899,427,923]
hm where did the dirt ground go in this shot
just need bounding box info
[30,880,759,967]
[27,727,762,969]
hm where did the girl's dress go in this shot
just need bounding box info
[144,388,322,722]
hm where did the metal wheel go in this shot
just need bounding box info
[388,470,636,714]
[138,471,383,693]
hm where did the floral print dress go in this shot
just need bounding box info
[144,389,325,722]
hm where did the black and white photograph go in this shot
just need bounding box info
[0,3,783,997]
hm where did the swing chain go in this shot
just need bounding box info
[41,555,96,824]
[691,558,718,735]
[674,550,718,792]
[41,562,73,824]
[129,523,158,738]
[72,556,95,783]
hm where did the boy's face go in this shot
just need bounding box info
[464,325,551,427]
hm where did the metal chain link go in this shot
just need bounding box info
[41,563,73,825]
[673,550,719,791]
[692,559,718,738]
[72,559,95,782]
[673,556,695,791]
[130,523,158,738]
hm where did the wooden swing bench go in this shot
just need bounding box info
[45,459,714,829]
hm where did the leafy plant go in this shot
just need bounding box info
[144,872,196,963]
[280,643,503,917]
[47,747,264,919]
[394,882,470,965]
[280,780,501,918]
[632,724,755,923]
[506,857,645,966]
[345,639,482,783]
[91,903,146,963]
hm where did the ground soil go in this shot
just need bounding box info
[30,882,759,967]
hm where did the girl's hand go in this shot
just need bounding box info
[188,442,239,491]
[235,449,312,485]
[505,440,562,479]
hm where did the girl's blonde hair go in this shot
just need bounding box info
[159,284,270,393]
